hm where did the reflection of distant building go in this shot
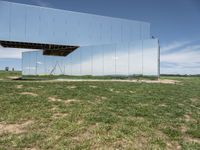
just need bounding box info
[5,67,9,71]
[0,1,160,76]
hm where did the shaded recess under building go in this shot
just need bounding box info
[0,40,79,56]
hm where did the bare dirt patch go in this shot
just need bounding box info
[184,136,200,144]
[184,114,197,123]
[166,141,182,150]
[64,99,80,104]
[48,97,62,102]
[180,125,188,133]
[21,92,38,97]
[31,78,180,85]
[89,85,97,88]
[72,124,97,142]
[190,98,198,103]
[129,90,136,94]
[48,97,80,104]
[7,76,20,80]
[159,103,167,107]
[16,84,23,89]
[67,86,77,89]
[0,120,33,134]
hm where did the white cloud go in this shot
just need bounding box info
[161,43,200,75]
[0,48,39,59]
[161,41,191,53]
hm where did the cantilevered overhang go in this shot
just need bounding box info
[0,40,79,56]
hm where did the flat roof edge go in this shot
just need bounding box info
[0,1,150,25]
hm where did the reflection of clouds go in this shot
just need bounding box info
[0,48,39,59]
[161,41,190,53]
[23,39,159,76]
[25,67,36,70]
[161,41,200,74]
[37,61,43,65]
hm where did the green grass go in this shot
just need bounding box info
[0,71,199,149]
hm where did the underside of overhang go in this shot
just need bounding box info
[0,40,79,56]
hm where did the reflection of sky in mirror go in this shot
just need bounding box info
[22,40,159,76]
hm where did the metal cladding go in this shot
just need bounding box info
[0,1,160,76]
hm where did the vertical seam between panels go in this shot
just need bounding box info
[103,46,104,76]
[25,6,27,41]
[80,49,82,76]
[35,52,37,75]
[9,3,11,40]
[128,43,130,76]
[115,45,116,76]
[91,47,93,76]
[142,40,143,76]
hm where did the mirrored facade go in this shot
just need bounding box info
[22,39,159,76]
[0,1,160,76]
[0,1,150,46]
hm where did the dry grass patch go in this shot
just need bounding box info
[166,141,182,150]
[190,98,198,103]
[52,112,68,119]
[25,148,40,150]
[96,96,107,101]
[184,136,200,144]
[0,120,33,134]
[20,92,38,97]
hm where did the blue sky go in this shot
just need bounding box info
[0,0,200,74]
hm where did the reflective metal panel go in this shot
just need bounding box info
[28,51,37,75]
[81,47,92,75]
[64,54,72,75]
[143,39,159,76]
[116,43,129,75]
[0,1,10,40]
[36,51,45,75]
[71,48,81,75]
[92,45,104,76]
[10,3,26,41]
[22,52,30,75]
[22,39,159,76]
[103,45,116,76]
[26,6,40,42]
[0,1,150,46]
[129,41,143,75]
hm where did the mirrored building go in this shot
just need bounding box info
[0,1,160,76]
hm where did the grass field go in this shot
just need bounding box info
[0,71,199,150]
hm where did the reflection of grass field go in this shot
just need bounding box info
[0,71,200,149]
